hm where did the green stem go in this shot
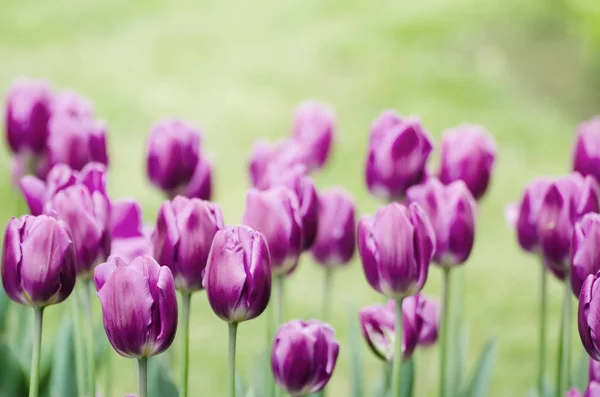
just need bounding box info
[391,297,404,397]
[138,358,148,397]
[439,268,451,397]
[228,322,238,397]
[83,279,96,397]
[538,262,547,396]
[556,271,573,396]
[29,307,43,397]
[71,285,86,397]
[180,292,191,397]
[322,268,333,323]
[104,350,114,397]
[275,275,284,327]
[266,301,275,397]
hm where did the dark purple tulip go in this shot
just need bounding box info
[566,389,583,397]
[359,295,425,362]
[573,117,600,182]
[94,255,177,358]
[291,101,335,170]
[438,124,496,200]
[242,187,303,275]
[271,319,339,396]
[146,118,201,194]
[110,199,153,262]
[365,110,433,200]
[513,177,552,253]
[572,214,600,297]
[2,215,76,307]
[578,272,600,360]
[311,187,355,266]
[4,77,52,155]
[407,178,476,267]
[203,225,271,323]
[358,202,436,298]
[152,196,224,292]
[591,358,600,382]
[417,295,440,347]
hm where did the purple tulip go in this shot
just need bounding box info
[242,187,303,276]
[203,225,271,323]
[311,187,356,266]
[94,255,177,358]
[364,110,433,200]
[248,139,309,188]
[578,272,600,360]
[146,118,201,194]
[110,199,153,262]
[180,156,212,201]
[407,178,476,267]
[512,177,552,253]
[438,124,496,200]
[573,117,600,182]
[291,101,335,170]
[359,295,426,362]
[417,295,440,347]
[4,77,52,155]
[358,202,436,298]
[572,214,600,298]
[2,215,76,307]
[152,196,224,292]
[271,319,339,396]
[566,389,583,397]
[591,359,600,382]
[586,382,600,397]
[51,89,95,121]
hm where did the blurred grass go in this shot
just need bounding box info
[1,0,599,395]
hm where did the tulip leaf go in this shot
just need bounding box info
[572,347,589,392]
[454,326,469,395]
[0,288,10,333]
[236,371,246,397]
[348,307,365,397]
[249,351,272,397]
[400,356,415,397]
[147,353,179,397]
[0,338,28,397]
[461,339,497,397]
[48,316,78,397]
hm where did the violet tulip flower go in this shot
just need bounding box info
[591,359,600,383]
[573,117,600,182]
[291,100,335,170]
[566,389,582,397]
[51,89,95,120]
[271,320,339,396]
[94,255,178,358]
[512,177,552,253]
[364,110,433,200]
[586,383,600,397]
[407,178,476,267]
[572,214,600,297]
[438,124,496,200]
[152,196,224,292]
[358,202,436,298]
[578,272,600,361]
[110,199,153,262]
[2,214,76,307]
[417,295,440,347]
[248,138,309,188]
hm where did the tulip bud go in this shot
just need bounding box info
[572,214,600,298]
[203,225,271,323]
[417,295,440,347]
[2,215,76,307]
[407,178,476,267]
[94,255,177,358]
[358,202,435,298]
[591,359,600,383]
[291,101,335,170]
[242,187,303,275]
[566,389,583,397]
[110,199,153,262]
[438,124,496,200]
[311,187,356,266]
[359,295,426,362]
[180,156,212,201]
[146,118,201,194]
[573,117,600,182]
[51,89,95,121]
[365,111,433,200]
[578,272,600,360]
[513,177,551,253]
[248,139,309,188]
[4,77,52,155]
[271,319,339,396]
[152,196,224,292]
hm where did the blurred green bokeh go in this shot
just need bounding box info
[1,0,600,395]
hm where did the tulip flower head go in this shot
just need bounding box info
[573,117,600,183]
[438,124,496,200]
[591,359,600,383]
[566,389,583,397]
[571,214,600,298]
[407,178,476,267]
[358,202,436,298]
[578,272,600,361]
[94,255,178,359]
[110,199,153,262]
[152,196,224,292]
[291,100,335,170]
[248,138,311,188]
[417,295,440,347]
[271,319,339,396]
[512,177,552,253]
[585,382,600,397]
[203,225,271,323]
[2,215,76,307]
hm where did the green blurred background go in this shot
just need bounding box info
[2,0,600,395]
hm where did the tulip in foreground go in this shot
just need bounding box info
[2,215,76,397]
[272,320,339,396]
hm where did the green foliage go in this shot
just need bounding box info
[461,340,497,397]
[147,353,179,397]
[48,317,78,397]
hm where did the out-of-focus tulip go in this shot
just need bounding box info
[578,273,600,360]
[152,196,224,292]
[407,178,476,267]
[248,139,309,188]
[51,89,95,121]
[2,215,76,307]
[4,77,52,155]
[242,187,303,275]
[358,202,435,298]
[110,199,153,262]
[590,359,600,383]
[364,110,433,200]
[573,117,600,182]
[291,101,335,170]
[417,295,440,347]
[512,177,551,253]
[359,295,426,362]
[538,174,600,279]
[311,187,355,266]
[572,214,600,297]
[94,255,178,358]
[585,382,600,397]
[438,124,496,200]
[180,156,212,201]
[271,319,339,396]
[203,225,271,323]
[566,388,583,397]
